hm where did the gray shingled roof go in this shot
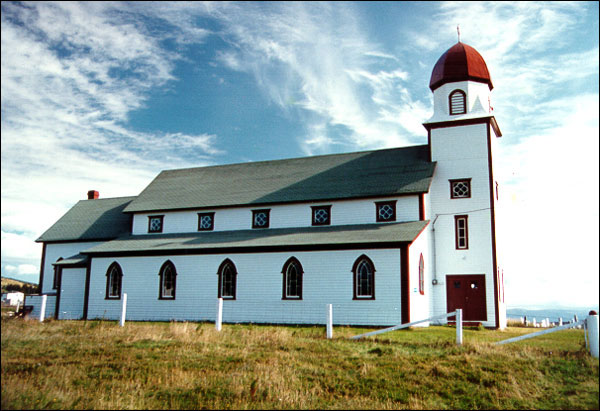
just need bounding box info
[36,197,135,243]
[82,221,429,256]
[124,145,435,213]
[53,254,88,267]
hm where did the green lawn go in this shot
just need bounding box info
[1,318,598,410]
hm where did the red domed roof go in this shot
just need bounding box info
[429,42,493,91]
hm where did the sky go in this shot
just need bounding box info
[1,1,598,309]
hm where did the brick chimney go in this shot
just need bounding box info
[87,190,99,200]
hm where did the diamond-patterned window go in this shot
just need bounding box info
[148,215,164,233]
[376,201,396,222]
[312,205,331,226]
[198,212,215,231]
[450,179,471,199]
[252,209,270,229]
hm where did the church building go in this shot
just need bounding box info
[28,42,507,329]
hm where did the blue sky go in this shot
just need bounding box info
[1,1,598,309]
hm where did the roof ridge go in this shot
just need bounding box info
[79,195,137,202]
[160,144,430,174]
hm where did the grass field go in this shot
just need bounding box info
[1,316,598,410]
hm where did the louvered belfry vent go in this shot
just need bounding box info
[449,90,466,115]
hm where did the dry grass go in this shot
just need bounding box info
[2,318,598,410]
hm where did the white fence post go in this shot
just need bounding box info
[588,311,599,359]
[216,298,223,331]
[326,304,333,339]
[119,293,127,327]
[456,308,463,345]
[39,294,47,322]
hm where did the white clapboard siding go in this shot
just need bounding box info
[42,242,102,294]
[131,196,420,235]
[58,267,86,320]
[87,249,404,326]
[26,294,56,320]
[428,120,498,328]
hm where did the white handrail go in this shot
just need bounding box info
[350,311,459,340]
[495,319,585,345]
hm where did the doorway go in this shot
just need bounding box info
[446,274,487,322]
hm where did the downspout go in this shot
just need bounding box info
[38,243,47,294]
[431,214,440,286]
[83,259,92,320]
[54,267,62,320]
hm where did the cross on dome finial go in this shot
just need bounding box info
[457,25,461,42]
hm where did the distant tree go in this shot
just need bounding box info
[3,283,38,294]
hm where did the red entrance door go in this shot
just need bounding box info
[446,274,487,322]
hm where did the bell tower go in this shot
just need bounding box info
[424,41,506,329]
[429,41,494,120]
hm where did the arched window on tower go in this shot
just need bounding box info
[449,89,466,115]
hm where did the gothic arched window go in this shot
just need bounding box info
[352,255,376,300]
[158,261,177,299]
[105,262,123,299]
[217,259,237,300]
[282,257,303,299]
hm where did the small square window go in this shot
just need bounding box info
[375,201,396,222]
[198,212,215,231]
[148,215,164,233]
[252,209,270,229]
[311,205,331,226]
[450,179,471,199]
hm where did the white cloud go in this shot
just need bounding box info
[192,2,423,151]
[1,232,43,262]
[1,2,222,280]
[497,94,599,307]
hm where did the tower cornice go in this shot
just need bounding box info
[423,115,502,137]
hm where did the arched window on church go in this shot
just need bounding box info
[158,261,177,299]
[105,262,123,299]
[282,257,303,300]
[352,255,376,300]
[217,259,237,300]
[418,254,425,295]
[449,89,466,115]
